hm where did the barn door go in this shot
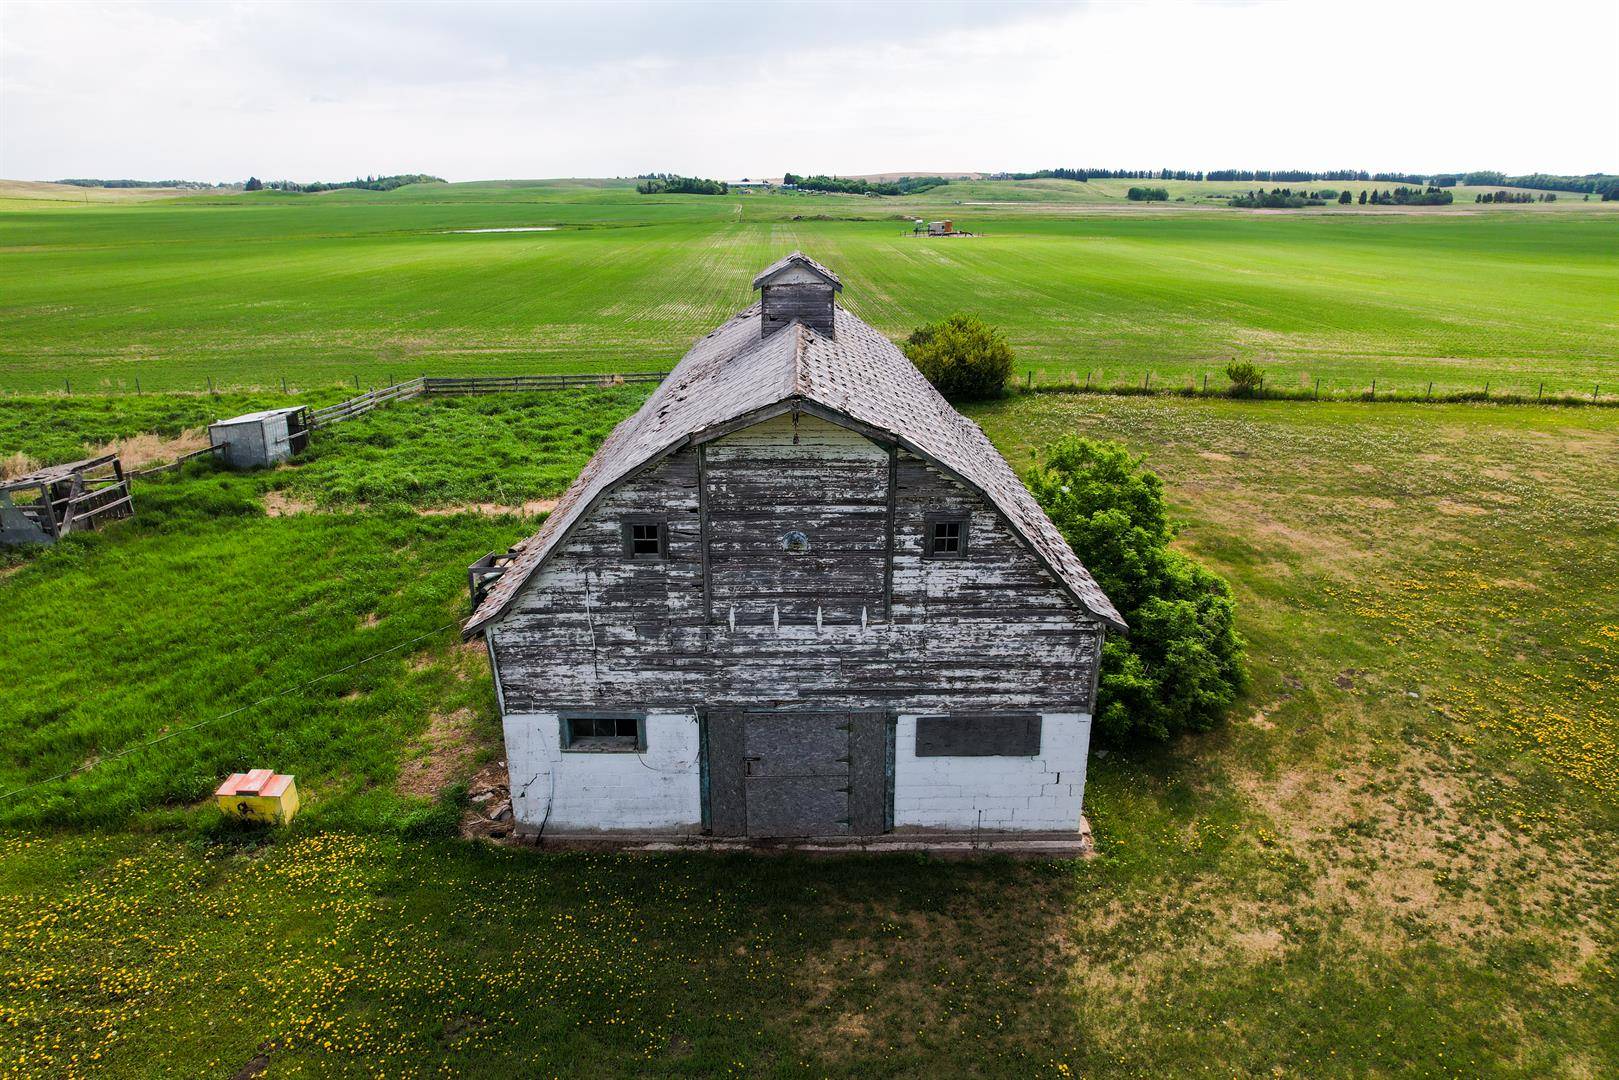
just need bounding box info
[704,711,890,839]
[744,713,851,838]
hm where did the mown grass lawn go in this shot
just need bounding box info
[0,392,1614,1077]
[3,180,1615,396]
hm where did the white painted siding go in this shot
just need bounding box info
[892,712,1092,831]
[503,711,703,832]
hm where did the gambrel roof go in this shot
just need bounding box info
[464,276,1125,636]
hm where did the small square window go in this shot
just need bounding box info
[563,715,644,752]
[622,518,667,560]
[924,515,968,559]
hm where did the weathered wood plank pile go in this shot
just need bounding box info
[0,453,133,546]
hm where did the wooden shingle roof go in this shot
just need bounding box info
[750,251,842,291]
[463,278,1124,636]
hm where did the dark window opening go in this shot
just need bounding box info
[622,518,667,560]
[925,516,968,558]
[915,714,1041,757]
[563,715,645,752]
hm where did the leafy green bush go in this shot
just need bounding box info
[1026,437,1244,743]
[902,313,1014,401]
[1224,361,1263,398]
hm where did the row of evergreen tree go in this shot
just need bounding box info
[1000,168,1618,196]
[243,174,443,193]
[782,173,949,196]
[634,174,728,195]
[1223,185,1455,207]
[1476,190,1558,203]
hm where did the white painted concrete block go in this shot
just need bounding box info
[503,711,703,832]
[892,712,1092,831]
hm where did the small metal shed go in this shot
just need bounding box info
[208,407,310,470]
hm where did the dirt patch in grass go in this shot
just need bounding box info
[93,428,209,472]
[262,491,318,517]
[416,499,556,517]
[398,707,484,798]
[262,492,554,518]
[1230,741,1614,960]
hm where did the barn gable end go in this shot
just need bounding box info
[475,255,1120,849]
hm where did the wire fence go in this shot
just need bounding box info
[16,367,1611,408]
[1015,370,1615,408]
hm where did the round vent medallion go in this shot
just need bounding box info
[781,531,811,554]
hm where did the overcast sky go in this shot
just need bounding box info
[2,0,1613,183]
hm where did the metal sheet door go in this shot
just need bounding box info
[743,713,850,837]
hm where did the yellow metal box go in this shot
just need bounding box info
[215,769,300,824]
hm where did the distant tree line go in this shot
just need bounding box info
[1475,190,1557,203]
[1365,186,1454,206]
[1126,186,1169,202]
[1222,185,1454,208]
[782,173,949,196]
[1005,168,1206,181]
[635,174,729,195]
[994,168,1619,198]
[251,174,445,194]
[1207,169,1370,182]
[57,178,230,189]
[1227,188,1332,208]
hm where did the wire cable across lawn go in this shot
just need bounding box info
[0,621,460,803]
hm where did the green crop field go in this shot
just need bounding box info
[0,386,1615,1077]
[2,179,1615,398]
[1,175,1616,1076]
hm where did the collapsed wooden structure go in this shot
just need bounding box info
[0,453,133,546]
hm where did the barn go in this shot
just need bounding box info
[465,253,1124,850]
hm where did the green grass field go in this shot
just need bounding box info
[2,179,1615,397]
[0,389,1614,1077]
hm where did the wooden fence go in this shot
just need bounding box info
[305,373,668,430]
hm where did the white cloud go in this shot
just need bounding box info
[1,0,1612,182]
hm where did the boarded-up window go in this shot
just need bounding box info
[914,714,1040,757]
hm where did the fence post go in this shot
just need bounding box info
[1370,378,1376,402]
[65,378,71,394]
[1484,381,1489,397]
[1084,371,1091,390]
[1537,382,1543,403]
[1202,373,1208,392]
[1596,384,1601,403]
[354,374,360,389]
[1144,372,1151,389]
[135,377,141,394]
[1426,381,1432,400]
[282,376,288,394]
[1314,377,1320,400]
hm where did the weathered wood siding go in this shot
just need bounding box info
[706,413,886,625]
[760,284,835,337]
[490,413,1102,715]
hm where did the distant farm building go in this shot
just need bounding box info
[466,253,1120,850]
[912,219,970,237]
